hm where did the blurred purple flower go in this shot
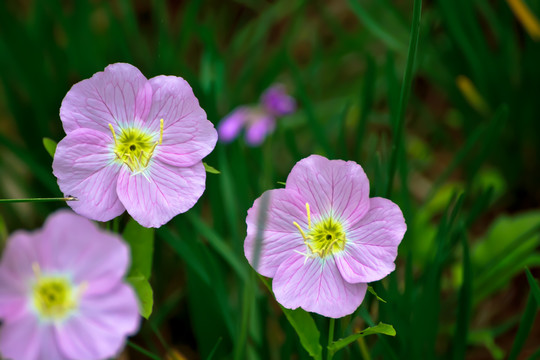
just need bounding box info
[218,84,296,146]
[0,210,140,360]
[244,155,406,318]
[53,63,217,228]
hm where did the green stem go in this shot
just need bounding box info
[385,0,423,198]
[327,318,335,360]
[358,337,372,360]
[0,197,77,203]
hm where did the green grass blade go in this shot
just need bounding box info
[346,0,406,51]
[452,233,472,360]
[385,0,423,198]
[525,268,540,306]
[508,288,538,360]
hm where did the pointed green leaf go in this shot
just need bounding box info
[203,162,220,174]
[259,275,322,360]
[123,218,154,279]
[328,323,396,355]
[43,137,57,158]
[127,270,154,319]
[525,268,540,307]
[367,286,387,303]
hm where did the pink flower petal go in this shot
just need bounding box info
[286,155,370,226]
[0,314,43,360]
[245,114,275,146]
[273,253,367,318]
[38,210,130,295]
[218,107,248,143]
[144,75,217,167]
[0,268,27,320]
[53,128,125,222]
[60,63,149,134]
[57,284,140,360]
[244,189,308,278]
[116,161,206,228]
[336,197,406,283]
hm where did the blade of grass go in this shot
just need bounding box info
[452,232,472,360]
[385,0,423,198]
[346,0,406,51]
[508,287,539,360]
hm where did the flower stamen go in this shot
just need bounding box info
[108,121,165,173]
[292,203,346,259]
[108,124,118,145]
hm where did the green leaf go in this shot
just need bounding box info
[42,137,57,158]
[123,218,154,279]
[203,162,221,174]
[525,268,540,307]
[328,323,396,355]
[277,181,286,186]
[259,276,322,360]
[367,286,387,303]
[127,270,154,319]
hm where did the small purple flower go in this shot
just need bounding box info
[217,84,296,146]
[244,155,406,318]
[53,63,217,228]
[0,210,140,360]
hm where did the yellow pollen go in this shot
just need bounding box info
[292,203,346,258]
[108,121,165,173]
[32,275,84,322]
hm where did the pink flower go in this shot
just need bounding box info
[217,84,296,146]
[0,210,140,360]
[53,63,217,228]
[244,155,406,318]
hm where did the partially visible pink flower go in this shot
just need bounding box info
[244,155,406,318]
[217,84,296,146]
[53,63,217,228]
[0,210,140,360]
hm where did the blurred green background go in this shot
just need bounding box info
[1,0,540,359]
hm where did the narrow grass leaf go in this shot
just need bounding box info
[508,287,538,360]
[452,233,472,360]
[385,0,423,198]
[186,212,248,282]
[525,268,540,306]
[346,0,406,51]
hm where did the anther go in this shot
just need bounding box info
[108,124,117,145]
[306,203,311,229]
[293,221,308,241]
[159,119,164,145]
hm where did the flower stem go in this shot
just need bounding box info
[0,197,77,203]
[358,337,372,360]
[327,318,335,360]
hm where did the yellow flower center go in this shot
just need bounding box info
[293,203,346,258]
[31,263,86,322]
[109,119,164,173]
